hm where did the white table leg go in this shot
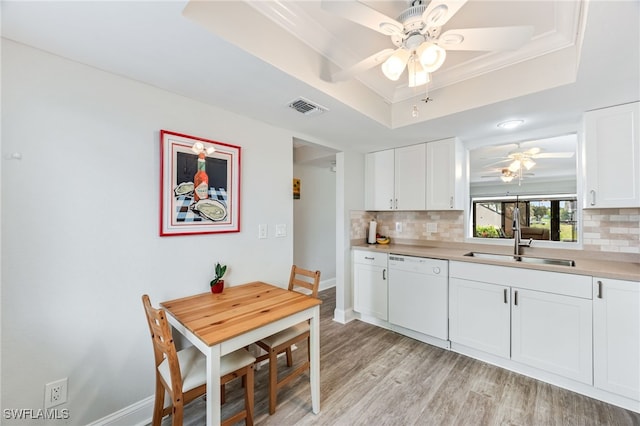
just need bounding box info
[310,305,321,414]
[206,344,222,425]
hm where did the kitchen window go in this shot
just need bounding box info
[472,195,578,242]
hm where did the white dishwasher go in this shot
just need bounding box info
[388,255,448,340]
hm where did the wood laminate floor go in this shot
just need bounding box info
[159,287,640,426]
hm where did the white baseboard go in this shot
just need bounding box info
[332,307,356,324]
[319,278,335,292]
[86,395,153,426]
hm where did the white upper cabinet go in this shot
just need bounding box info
[365,144,426,210]
[365,149,395,210]
[426,138,466,210]
[583,102,640,208]
[364,138,466,211]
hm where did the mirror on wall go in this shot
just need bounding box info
[468,134,578,243]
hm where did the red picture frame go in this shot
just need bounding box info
[160,130,241,236]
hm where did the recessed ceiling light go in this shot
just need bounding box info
[497,119,524,129]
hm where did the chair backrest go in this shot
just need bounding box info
[142,294,184,398]
[288,265,321,298]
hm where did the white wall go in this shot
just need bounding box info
[293,163,336,287]
[334,151,364,323]
[1,40,296,424]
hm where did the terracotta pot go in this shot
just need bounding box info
[211,280,224,294]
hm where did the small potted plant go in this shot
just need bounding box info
[210,262,227,294]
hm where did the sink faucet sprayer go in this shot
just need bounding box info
[513,198,533,256]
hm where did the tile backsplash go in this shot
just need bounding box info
[351,208,639,254]
[582,208,639,254]
[351,210,465,243]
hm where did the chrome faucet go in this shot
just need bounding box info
[513,205,532,256]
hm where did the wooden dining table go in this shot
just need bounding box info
[160,281,322,425]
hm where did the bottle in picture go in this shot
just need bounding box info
[194,152,209,201]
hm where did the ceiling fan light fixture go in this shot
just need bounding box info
[417,42,446,72]
[508,159,521,173]
[407,57,430,87]
[523,158,536,170]
[381,48,410,81]
[501,175,514,183]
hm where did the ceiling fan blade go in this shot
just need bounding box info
[331,48,394,82]
[531,152,575,159]
[422,0,468,28]
[321,1,403,36]
[484,159,511,167]
[438,26,534,51]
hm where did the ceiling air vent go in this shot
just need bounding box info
[288,97,328,116]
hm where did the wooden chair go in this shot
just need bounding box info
[254,265,321,414]
[142,295,255,426]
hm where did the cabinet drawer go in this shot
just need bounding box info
[450,261,591,299]
[353,250,388,267]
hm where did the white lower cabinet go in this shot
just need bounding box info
[449,261,593,384]
[511,288,592,384]
[449,278,510,358]
[353,250,388,321]
[593,277,640,401]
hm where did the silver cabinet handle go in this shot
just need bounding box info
[514,290,519,306]
[364,256,374,260]
[590,190,596,206]
[597,280,603,299]
[450,196,454,209]
[382,269,386,280]
[395,198,398,209]
[504,289,508,304]
[389,199,393,209]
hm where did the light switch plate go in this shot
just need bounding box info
[258,224,267,239]
[275,224,286,237]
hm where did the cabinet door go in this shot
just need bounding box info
[395,144,426,210]
[593,278,640,400]
[449,278,510,358]
[511,288,592,384]
[584,102,640,208]
[365,150,395,210]
[354,263,388,320]
[426,138,464,210]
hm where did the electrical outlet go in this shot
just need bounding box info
[395,222,402,232]
[44,378,68,409]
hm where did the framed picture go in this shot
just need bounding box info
[293,178,300,199]
[160,130,241,236]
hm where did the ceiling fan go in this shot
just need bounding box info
[322,0,534,87]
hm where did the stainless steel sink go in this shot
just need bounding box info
[464,252,575,267]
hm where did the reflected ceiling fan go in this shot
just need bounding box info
[481,168,534,183]
[322,0,534,87]
[488,146,575,173]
